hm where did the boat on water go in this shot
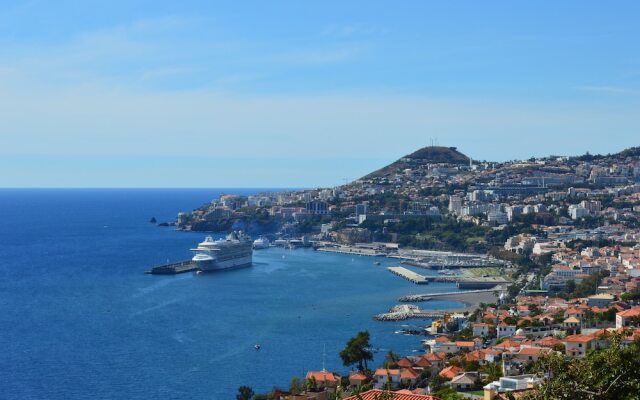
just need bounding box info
[252,236,270,249]
[191,231,253,271]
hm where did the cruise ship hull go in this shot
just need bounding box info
[195,254,253,271]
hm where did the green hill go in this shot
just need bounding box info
[363,146,470,179]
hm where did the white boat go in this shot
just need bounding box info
[191,232,253,271]
[253,237,270,249]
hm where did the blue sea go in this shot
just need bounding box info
[0,189,463,399]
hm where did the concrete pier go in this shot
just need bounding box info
[146,260,198,275]
[317,247,386,257]
[387,266,429,284]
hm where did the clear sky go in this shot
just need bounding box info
[1,1,639,188]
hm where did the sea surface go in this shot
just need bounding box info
[0,189,463,399]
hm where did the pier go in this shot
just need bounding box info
[399,287,505,302]
[317,247,386,257]
[387,265,509,287]
[387,266,430,284]
[146,260,198,275]
[374,304,446,321]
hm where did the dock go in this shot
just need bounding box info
[387,265,509,287]
[317,247,386,257]
[387,266,430,284]
[399,287,505,302]
[146,260,198,275]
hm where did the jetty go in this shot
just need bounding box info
[387,265,509,287]
[374,304,446,321]
[317,246,386,257]
[146,260,198,275]
[387,266,430,284]
[399,287,505,302]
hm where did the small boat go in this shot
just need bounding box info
[374,261,381,266]
[254,344,261,350]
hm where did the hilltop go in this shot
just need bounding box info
[363,146,470,179]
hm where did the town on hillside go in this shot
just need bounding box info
[181,145,640,400]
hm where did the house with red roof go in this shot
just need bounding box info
[438,365,464,380]
[373,369,400,389]
[305,371,339,390]
[348,372,368,387]
[563,334,595,358]
[616,307,640,329]
[472,323,491,337]
[342,389,441,400]
[497,322,516,338]
[515,347,553,363]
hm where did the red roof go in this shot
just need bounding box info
[439,365,464,379]
[563,334,595,343]
[400,368,419,379]
[349,372,367,381]
[343,389,441,400]
[397,358,413,368]
[424,353,443,362]
[618,307,640,318]
[306,371,338,381]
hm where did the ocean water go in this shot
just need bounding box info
[0,189,463,399]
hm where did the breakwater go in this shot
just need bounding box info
[374,304,446,321]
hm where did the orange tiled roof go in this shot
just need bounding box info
[306,371,338,381]
[618,307,640,317]
[375,368,400,376]
[563,334,595,343]
[518,347,550,356]
[424,353,443,362]
[349,372,367,381]
[397,358,413,368]
[343,389,441,400]
[439,365,464,380]
[400,368,419,379]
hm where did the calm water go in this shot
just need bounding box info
[0,189,462,399]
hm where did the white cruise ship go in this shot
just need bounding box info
[191,232,253,271]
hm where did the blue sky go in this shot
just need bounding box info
[1,1,639,187]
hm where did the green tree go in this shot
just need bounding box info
[289,376,303,395]
[480,361,503,383]
[236,386,254,400]
[383,351,400,368]
[339,331,374,371]
[306,376,317,392]
[526,334,640,399]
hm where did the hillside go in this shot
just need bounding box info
[362,146,470,179]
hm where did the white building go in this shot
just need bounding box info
[448,195,463,215]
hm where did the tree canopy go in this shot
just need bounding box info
[339,331,374,371]
[526,335,640,399]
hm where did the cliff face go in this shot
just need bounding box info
[363,146,470,179]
